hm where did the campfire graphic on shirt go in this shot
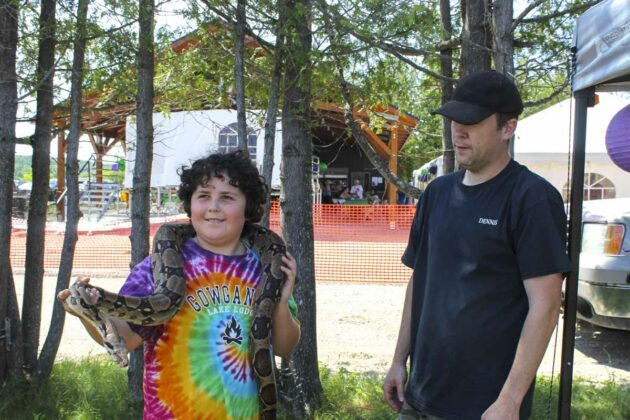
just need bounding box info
[222,316,243,345]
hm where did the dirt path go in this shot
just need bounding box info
[19,277,630,384]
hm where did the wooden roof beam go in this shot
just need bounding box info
[353,112,391,160]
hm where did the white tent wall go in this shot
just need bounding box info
[124,110,282,188]
[515,92,630,199]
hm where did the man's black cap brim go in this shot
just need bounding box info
[430,101,494,125]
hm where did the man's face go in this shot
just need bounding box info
[451,114,516,173]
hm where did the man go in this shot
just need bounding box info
[350,178,364,199]
[383,70,570,420]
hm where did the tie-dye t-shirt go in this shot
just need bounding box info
[120,238,278,420]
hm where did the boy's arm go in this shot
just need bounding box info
[76,315,143,352]
[271,298,300,358]
[271,253,301,358]
[58,278,144,352]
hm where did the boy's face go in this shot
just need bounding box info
[190,174,247,254]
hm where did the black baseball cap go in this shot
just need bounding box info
[431,70,523,125]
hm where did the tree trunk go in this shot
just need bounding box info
[439,0,455,174]
[492,0,516,156]
[261,0,286,228]
[460,0,491,77]
[234,0,248,155]
[36,0,88,381]
[22,0,56,377]
[280,0,322,415]
[0,0,20,384]
[128,0,155,401]
[492,0,514,76]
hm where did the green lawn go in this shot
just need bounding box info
[1,359,628,419]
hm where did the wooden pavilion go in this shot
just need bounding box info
[51,22,419,218]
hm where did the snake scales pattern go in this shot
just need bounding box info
[66,221,288,419]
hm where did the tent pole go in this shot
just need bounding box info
[558,87,595,419]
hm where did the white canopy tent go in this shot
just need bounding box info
[560,1,630,417]
[515,92,630,198]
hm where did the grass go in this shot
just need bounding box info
[1,360,628,419]
[0,357,142,420]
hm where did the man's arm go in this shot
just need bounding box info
[383,275,414,412]
[482,273,563,420]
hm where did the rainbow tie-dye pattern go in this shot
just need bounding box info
[121,239,262,420]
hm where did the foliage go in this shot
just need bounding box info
[14,155,34,181]
[0,359,628,419]
[532,375,630,420]
[14,156,125,183]
[314,367,392,419]
[0,358,142,419]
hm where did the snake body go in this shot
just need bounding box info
[67,222,287,419]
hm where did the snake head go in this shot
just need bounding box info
[67,282,103,323]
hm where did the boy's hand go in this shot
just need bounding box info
[280,252,297,304]
[57,276,90,317]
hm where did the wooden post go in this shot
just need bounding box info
[387,125,399,205]
[56,130,66,221]
[96,153,103,183]
[388,125,399,230]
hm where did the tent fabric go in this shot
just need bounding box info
[572,0,630,92]
[515,93,630,154]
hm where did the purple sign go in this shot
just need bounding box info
[606,104,630,173]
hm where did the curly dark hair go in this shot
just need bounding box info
[177,150,269,222]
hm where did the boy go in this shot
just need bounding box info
[59,150,300,419]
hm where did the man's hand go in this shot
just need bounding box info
[383,362,407,412]
[481,395,520,420]
[57,276,91,317]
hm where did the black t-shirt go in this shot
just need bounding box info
[402,160,570,419]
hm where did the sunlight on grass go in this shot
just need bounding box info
[0,360,628,419]
[0,357,142,420]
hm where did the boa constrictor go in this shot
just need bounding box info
[66,222,287,419]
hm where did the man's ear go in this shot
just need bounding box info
[503,118,517,140]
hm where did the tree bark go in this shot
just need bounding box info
[439,0,455,174]
[0,0,20,384]
[22,0,56,377]
[36,0,88,381]
[492,0,514,76]
[234,0,248,155]
[460,0,491,77]
[261,0,286,228]
[128,0,155,401]
[492,0,516,156]
[280,0,322,415]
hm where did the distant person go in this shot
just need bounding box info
[321,180,333,204]
[396,190,407,205]
[367,189,380,204]
[350,179,364,199]
[383,70,570,419]
[334,186,352,204]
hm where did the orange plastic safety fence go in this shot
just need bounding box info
[10,204,415,283]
